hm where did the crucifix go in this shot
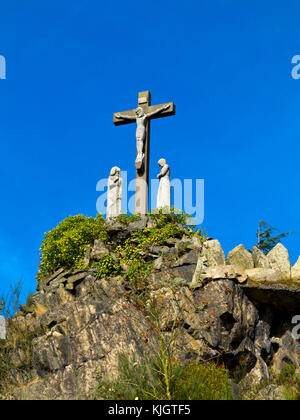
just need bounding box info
[113,91,175,215]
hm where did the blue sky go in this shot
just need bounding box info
[0,0,300,301]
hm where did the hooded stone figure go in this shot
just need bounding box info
[107,166,122,220]
[156,158,171,209]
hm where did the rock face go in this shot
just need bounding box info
[252,246,271,269]
[267,244,291,279]
[227,244,254,269]
[4,223,300,400]
[0,316,6,340]
[192,240,225,284]
[291,257,300,281]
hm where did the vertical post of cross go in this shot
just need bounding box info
[135,90,151,215]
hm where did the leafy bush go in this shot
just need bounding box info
[149,207,191,229]
[126,261,154,288]
[115,214,141,225]
[37,214,107,280]
[92,254,122,279]
[116,224,182,265]
[173,361,233,400]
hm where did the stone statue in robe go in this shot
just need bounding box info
[115,105,170,170]
[156,158,171,209]
[107,166,122,220]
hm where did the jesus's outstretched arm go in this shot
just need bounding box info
[115,113,136,121]
[146,104,170,118]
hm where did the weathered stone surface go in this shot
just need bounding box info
[241,280,300,312]
[267,243,291,279]
[6,224,300,400]
[15,294,152,399]
[0,316,6,340]
[271,328,300,374]
[256,385,286,400]
[173,249,198,267]
[255,320,271,357]
[191,265,248,287]
[148,280,259,378]
[128,216,148,232]
[192,240,225,283]
[244,268,281,283]
[149,265,196,285]
[252,246,271,269]
[240,353,270,389]
[175,236,202,255]
[291,256,300,281]
[204,240,226,266]
[227,244,254,269]
[91,240,110,261]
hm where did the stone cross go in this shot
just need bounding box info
[113,91,175,215]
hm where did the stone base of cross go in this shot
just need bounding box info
[113,91,175,215]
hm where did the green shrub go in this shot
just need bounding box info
[173,361,233,400]
[115,214,141,225]
[126,261,154,288]
[37,214,107,280]
[95,353,232,400]
[278,363,296,384]
[149,207,191,229]
[115,223,183,265]
[276,363,300,400]
[92,254,122,279]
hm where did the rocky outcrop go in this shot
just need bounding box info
[3,222,300,400]
[0,317,6,340]
[227,244,254,269]
[267,243,291,280]
[291,257,300,281]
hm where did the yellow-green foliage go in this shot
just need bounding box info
[38,214,107,280]
[116,224,181,265]
[95,354,232,400]
[277,363,300,400]
[92,254,122,279]
[173,361,232,400]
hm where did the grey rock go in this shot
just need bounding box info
[291,256,300,281]
[0,316,6,340]
[244,268,281,283]
[90,240,110,261]
[173,249,198,267]
[227,244,254,269]
[252,246,271,269]
[255,320,271,357]
[256,385,286,400]
[240,353,270,388]
[128,216,148,232]
[175,237,202,256]
[192,240,225,283]
[241,280,300,313]
[267,243,290,279]
[191,265,248,287]
[271,329,300,374]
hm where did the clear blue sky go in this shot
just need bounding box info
[0,0,300,301]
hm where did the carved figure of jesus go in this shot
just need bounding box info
[115,104,170,170]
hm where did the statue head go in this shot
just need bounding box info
[135,107,144,117]
[110,166,120,177]
[158,158,166,168]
